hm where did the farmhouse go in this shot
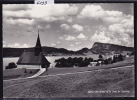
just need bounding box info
[17,32,50,69]
[89,62,97,67]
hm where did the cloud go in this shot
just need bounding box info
[67,18,72,23]
[22,43,29,48]
[3,41,6,44]
[91,31,112,43]
[70,44,75,46]
[51,43,56,47]
[108,15,133,39]
[78,5,105,19]
[78,4,124,24]
[60,24,70,30]
[77,33,87,39]
[3,4,78,19]
[56,41,60,44]
[45,24,51,29]
[3,4,134,51]
[65,36,76,41]
[3,43,29,48]
[75,41,81,44]
[3,4,31,11]
[42,16,65,22]
[3,10,30,18]
[78,4,134,47]
[59,35,76,41]
[3,4,79,27]
[5,18,34,25]
[103,16,122,24]
[59,36,64,40]
[105,10,123,17]
[72,24,83,31]
[91,25,133,47]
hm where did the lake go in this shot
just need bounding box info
[3,55,100,70]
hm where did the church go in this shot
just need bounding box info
[17,32,50,69]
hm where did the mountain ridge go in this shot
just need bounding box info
[90,42,134,54]
[3,42,134,57]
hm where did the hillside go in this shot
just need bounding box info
[3,47,82,57]
[91,42,134,54]
[3,68,39,80]
[79,42,134,55]
[3,66,134,97]
[3,56,134,97]
[3,42,134,57]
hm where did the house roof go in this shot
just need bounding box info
[17,51,50,65]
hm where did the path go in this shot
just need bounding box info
[28,68,46,78]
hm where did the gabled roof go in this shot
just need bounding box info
[17,51,50,65]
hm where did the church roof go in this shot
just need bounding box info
[17,51,50,65]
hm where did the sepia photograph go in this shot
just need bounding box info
[3,3,134,98]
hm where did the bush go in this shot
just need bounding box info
[5,62,17,69]
[96,62,100,66]
[131,51,134,55]
[55,57,94,68]
[98,54,103,60]
[118,54,124,61]
[30,71,32,74]
[112,54,124,63]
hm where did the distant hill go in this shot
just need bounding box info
[78,42,134,55]
[3,42,134,57]
[42,46,82,56]
[3,47,34,57]
[3,46,83,57]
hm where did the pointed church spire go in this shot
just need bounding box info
[35,30,42,56]
[35,30,41,47]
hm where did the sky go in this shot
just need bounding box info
[3,3,134,51]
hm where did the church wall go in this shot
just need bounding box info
[17,65,41,69]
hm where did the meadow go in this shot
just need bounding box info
[3,56,134,97]
[3,68,39,80]
[3,66,134,97]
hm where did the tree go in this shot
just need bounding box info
[112,55,117,63]
[131,51,134,55]
[5,62,17,69]
[98,54,103,60]
[118,54,124,61]
[88,58,93,62]
[107,57,112,64]
[104,59,108,65]
[24,68,27,73]
[96,62,100,66]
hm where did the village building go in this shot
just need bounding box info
[17,32,50,69]
[89,62,97,67]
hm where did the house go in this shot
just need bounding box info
[89,62,97,67]
[17,32,50,69]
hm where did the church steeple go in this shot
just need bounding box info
[35,30,42,56]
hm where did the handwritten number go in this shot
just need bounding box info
[36,1,47,5]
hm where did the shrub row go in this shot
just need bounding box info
[55,54,124,68]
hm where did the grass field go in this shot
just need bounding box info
[42,56,134,76]
[3,68,39,80]
[3,66,134,98]
[3,56,135,98]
